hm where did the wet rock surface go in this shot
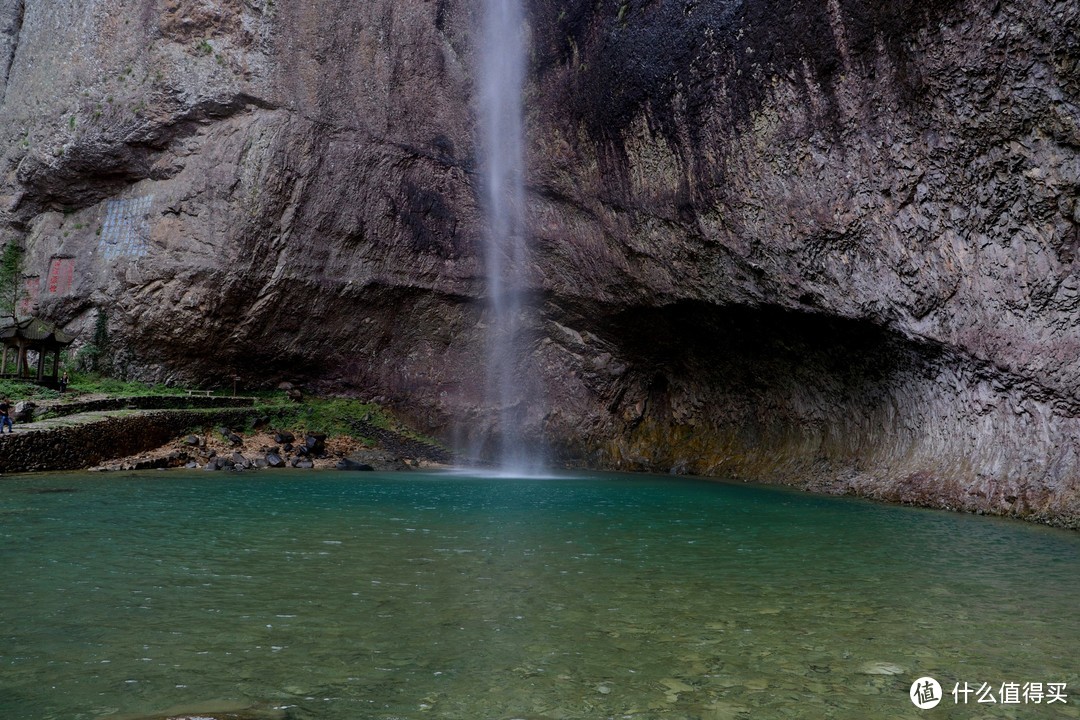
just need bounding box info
[347,418,454,466]
[0,0,1077,524]
[336,457,374,471]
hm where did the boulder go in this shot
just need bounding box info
[214,427,244,446]
[13,401,36,422]
[275,431,295,444]
[183,435,200,446]
[231,452,249,469]
[296,458,315,469]
[265,452,285,468]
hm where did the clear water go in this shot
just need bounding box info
[1,471,1077,720]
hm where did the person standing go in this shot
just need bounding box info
[0,397,13,433]
[59,372,69,393]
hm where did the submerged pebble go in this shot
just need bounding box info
[859,661,906,675]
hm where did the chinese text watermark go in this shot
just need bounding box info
[910,678,1068,709]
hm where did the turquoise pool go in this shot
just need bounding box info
[1,471,1077,719]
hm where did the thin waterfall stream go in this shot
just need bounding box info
[475,0,544,473]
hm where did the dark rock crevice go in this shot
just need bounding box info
[537,300,1080,527]
[0,0,22,102]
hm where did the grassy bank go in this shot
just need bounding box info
[0,373,187,402]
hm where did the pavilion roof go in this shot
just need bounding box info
[0,316,75,346]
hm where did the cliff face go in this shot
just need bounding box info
[1,0,1078,527]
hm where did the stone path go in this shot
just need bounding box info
[8,392,260,432]
[3,407,142,433]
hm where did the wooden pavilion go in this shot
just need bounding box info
[0,316,75,386]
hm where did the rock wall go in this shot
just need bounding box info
[520,0,1080,528]
[0,0,1077,525]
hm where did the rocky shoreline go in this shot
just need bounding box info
[92,425,450,473]
[0,397,455,476]
[0,394,1075,530]
[0,408,262,474]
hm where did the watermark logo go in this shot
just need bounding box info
[909,677,1068,709]
[911,677,943,709]
[953,681,1068,705]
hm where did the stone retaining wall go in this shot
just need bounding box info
[37,395,257,420]
[0,409,263,473]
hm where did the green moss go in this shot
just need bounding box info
[268,397,388,436]
[254,395,441,447]
[0,241,23,317]
[0,379,60,401]
[74,311,110,373]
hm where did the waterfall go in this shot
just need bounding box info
[476,0,543,473]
